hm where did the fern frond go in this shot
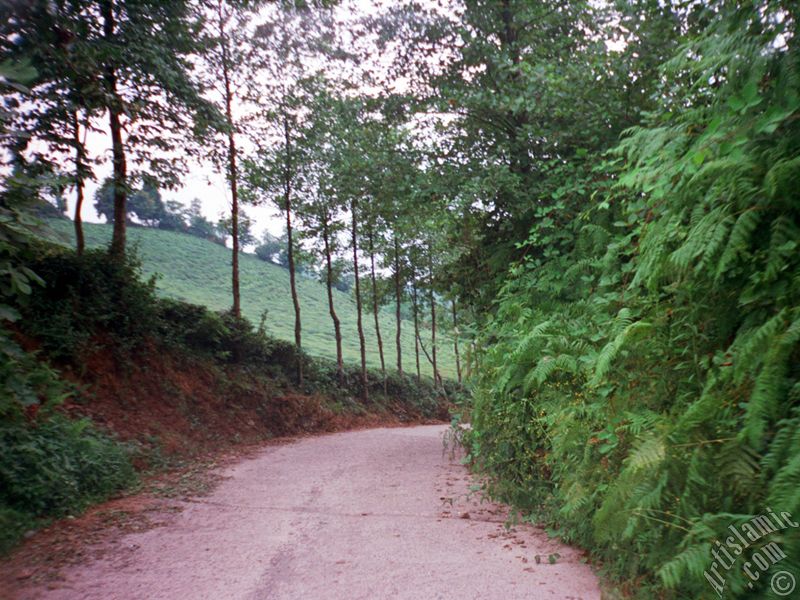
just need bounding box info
[626,435,667,473]
[591,320,653,384]
[742,312,800,448]
[657,542,712,589]
[715,208,761,281]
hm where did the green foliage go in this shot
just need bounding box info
[0,207,136,556]
[0,355,135,555]
[0,332,67,416]
[93,178,178,228]
[466,3,800,597]
[0,415,136,519]
[21,246,159,361]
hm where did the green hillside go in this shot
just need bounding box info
[42,219,456,378]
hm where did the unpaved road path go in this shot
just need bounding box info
[12,425,600,600]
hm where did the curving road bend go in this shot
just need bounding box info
[17,425,600,600]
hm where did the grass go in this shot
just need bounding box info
[42,219,457,378]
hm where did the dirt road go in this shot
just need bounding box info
[13,425,600,600]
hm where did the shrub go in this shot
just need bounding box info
[22,246,158,361]
[0,415,136,517]
[0,414,136,553]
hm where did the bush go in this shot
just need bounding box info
[156,299,230,355]
[22,246,158,361]
[0,415,136,553]
[156,298,303,370]
[0,415,135,517]
[0,326,67,419]
[303,358,450,419]
[0,506,32,555]
[0,221,138,554]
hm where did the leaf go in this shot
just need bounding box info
[0,304,20,322]
[691,148,708,166]
[727,94,745,112]
[742,79,760,107]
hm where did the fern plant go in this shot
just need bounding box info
[466,2,800,597]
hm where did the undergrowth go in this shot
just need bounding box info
[466,5,800,598]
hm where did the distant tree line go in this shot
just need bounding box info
[91,177,327,280]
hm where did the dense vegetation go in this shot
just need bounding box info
[453,3,800,599]
[2,0,799,597]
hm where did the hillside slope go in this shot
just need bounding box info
[43,220,456,378]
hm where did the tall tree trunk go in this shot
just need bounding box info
[322,215,343,386]
[393,235,402,376]
[284,116,302,385]
[71,111,85,256]
[351,200,368,400]
[218,0,240,318]
[428,248,439,387]
[412,278,421,382]
[452,298,462,385]
[102,0,127,259]
[368,229,386,394]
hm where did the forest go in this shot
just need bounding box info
[1,0,799,598]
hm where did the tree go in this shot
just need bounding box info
[450,297,462,385]
[254,231,287,266]
[245,5,336,384]
[360,120,421,390]
[357,125,389,392]
[186,198,224,244]
[94,177,166,226]
[218,209,256,249]
[411,277,421,382]
[2,0,222,258]
[427,241,439,387]
[244,78,311,383]
[93,178,118,224]
[300,85,349,385]
[128,182,165,226]
[320,95,381,400]
[349,196,367,398]
[0,1,100,255]
[100,0,221,257]
[366,224,387,392]
[372,0,680,312]
[329,258,352,293]
[198,0,260,318]
[302,188,346,385]
[402,172,450,388]
[157,200,189,232]
[379,129,423,379]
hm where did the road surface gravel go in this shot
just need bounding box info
[13,425,600,600]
